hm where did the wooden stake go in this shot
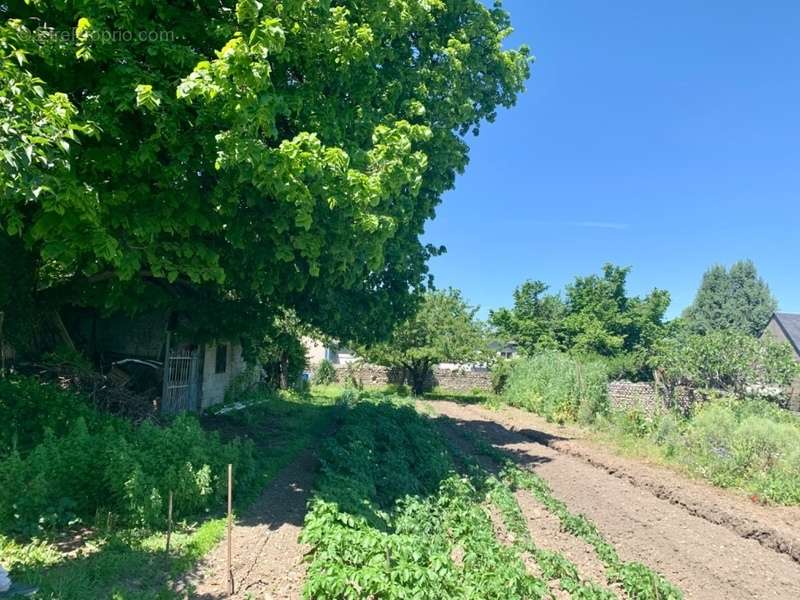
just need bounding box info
[165,491,173,554]
[226,464,234,596]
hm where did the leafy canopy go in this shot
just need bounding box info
[652,329,799,396]
[0,0,530,345]
[683,260,777,336]
[490,264,671,359]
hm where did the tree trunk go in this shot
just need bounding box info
[409,362,430,396]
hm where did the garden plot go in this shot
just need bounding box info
[299,393,681,599]
[426,399,800,600]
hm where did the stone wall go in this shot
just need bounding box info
[607,380,659,414]
[325,362,492,393]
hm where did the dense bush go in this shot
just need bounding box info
[603,397,800,505]
[0,377,256,534]
[652,330,799,398]
[312,359,337,386]
[503,352,608,424]
[490,358,517,394]
[0,377,97,455]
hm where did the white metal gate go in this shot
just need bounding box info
[161,348,200,414]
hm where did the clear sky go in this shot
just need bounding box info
[424,0,800,319]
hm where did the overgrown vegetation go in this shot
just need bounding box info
[502,352,609,424]
[597,396,800,505]
[0,380,336,598]
[0,377,256,535]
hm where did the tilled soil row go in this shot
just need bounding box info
[434,415,622,598]
[484,403,800,565]
[426,400,800,600]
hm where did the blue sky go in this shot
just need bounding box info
[424,0,800,319]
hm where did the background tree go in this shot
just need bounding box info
[491,265,670,365]
[0,1,530,353]
[362,289,488,395]
[683,260,777,336]
[489,280,565,354]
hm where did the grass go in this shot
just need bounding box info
[1,388,337,599]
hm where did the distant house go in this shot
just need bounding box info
[303,337,358,368]
[761,312,800,409]
[489,340,519,360]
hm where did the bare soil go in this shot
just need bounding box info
[425,399,800,600]
[178,447,319,600]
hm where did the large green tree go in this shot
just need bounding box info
[0,0,529,350]
[683,260,777,336]
[362,289,488,395]
[491,265,670,361]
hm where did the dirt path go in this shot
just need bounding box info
[426,400,800,600]
[178,448,319,600]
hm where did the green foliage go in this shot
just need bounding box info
[490,265,670,379]
[313,359,337,386]
[0,0,530,348]
[683,260,777,336]
[599,397,800,505]
[490,358,518,394]
[0,378,256,534]
[0,376,96,455]
[503,352,609,424]
[301,395,550,599]
[363,289,489,395]
[652,329,799,397]
[488,280,565,353]
[2,387,337,599]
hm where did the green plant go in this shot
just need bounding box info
[312,359,337,386]
[503,352,608,424]
[463,431,682,599]
[652,330,799,399]
[0,376,96,456]
[0,380,258,534]
[490,358,517,394]
[301,396,550,599]
[361,289,490,396]
[1,0,529,357]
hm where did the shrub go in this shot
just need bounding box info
[652,330,799,399]
[0,377,256,534]
[490,358,517,394]
[681,399,800,503]
[0,377,96,455]
[503,352,608,424]
[312,359,337,386]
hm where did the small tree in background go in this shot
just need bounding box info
[683,260,777,336]
[362,289,488,395]
[652,330,799,400]
[313,359,337,386]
